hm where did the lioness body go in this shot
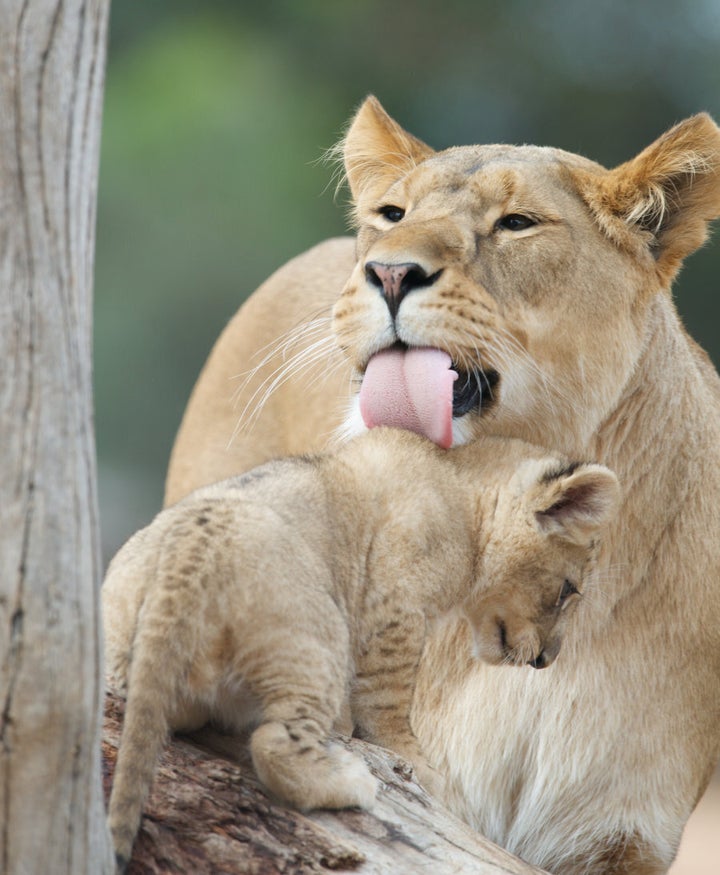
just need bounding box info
[165,99,720,873]
[105,429,616,870]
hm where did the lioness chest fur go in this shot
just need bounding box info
[104,429,618,872]
[165,98,720,874]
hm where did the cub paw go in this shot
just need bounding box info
[320,744,378,810]
[250,721,378,811]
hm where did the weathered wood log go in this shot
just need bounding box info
[0,1,112,872]
[103,690,548,874]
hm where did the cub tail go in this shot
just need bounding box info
[106,579,199,873]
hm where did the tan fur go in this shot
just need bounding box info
[164,98,720,874]
[105,429,617,871]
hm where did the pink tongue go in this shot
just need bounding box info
[359,347,458,449]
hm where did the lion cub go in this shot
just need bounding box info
[104,429,618,871]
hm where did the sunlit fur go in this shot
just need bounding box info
[105,429,616,871]
[164,98,720,874]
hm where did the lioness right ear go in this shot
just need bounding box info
[574,114,720,286]
[343,96,435,208]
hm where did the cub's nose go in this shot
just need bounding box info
[529,650,550,670]
[365,261,441,318]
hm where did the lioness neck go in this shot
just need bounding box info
[594,291,719,471]
[589,291,720,600]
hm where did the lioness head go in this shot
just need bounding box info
[332,97,720,455]
[465,456,619,668]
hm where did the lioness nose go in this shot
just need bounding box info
[365,261,441,318]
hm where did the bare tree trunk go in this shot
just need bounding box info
[0,1,112,872]
[103,691,549,875]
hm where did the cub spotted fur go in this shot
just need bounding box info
[165,98,720,874]
[104,429,618,872]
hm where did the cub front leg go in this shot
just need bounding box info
[247,629,377,812]
[353,608,444,797]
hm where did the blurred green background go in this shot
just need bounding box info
[95,0,720,560]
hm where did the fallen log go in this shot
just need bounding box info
[102,690,548,874]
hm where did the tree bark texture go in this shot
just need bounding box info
[0,1,112,872]
[103,691,549,875]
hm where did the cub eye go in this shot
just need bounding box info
[378,205,405,223]
[495,213,536,232]
[558,579,579,606]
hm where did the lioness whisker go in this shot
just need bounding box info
[449,327,562,421]
[487,333,578,421]
[230,332,334,427]
[230,313,332,388]
[488,331,556,399]
[238,335,338,421]
[229,334,340,445]
[229,317,334,402]
[294,343,346,396]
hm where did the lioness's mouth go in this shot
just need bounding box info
[452,366,500,418]
[358,343,501,448]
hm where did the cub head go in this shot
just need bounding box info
[463,457,620,669]
[332,96,720,455]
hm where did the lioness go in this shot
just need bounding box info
[164,98,720,873]
[104,429,618,872]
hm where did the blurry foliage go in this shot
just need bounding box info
[95,0,720,558]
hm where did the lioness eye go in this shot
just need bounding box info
[378,205,405,223]
[495,213,536,232]
[558,579,578,605]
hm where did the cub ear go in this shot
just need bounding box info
[574,113,720,285]
[533,462,620,546]
[342,95,435,208]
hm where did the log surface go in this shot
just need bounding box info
[103,691,548,874]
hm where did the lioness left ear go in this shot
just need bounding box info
[574,113,720,285]
[535,463,620,546]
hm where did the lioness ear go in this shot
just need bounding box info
[534,462,620,546]
[575,113,720,285]
[343,95,435,207]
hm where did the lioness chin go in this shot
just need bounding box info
[165,98,720,874]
